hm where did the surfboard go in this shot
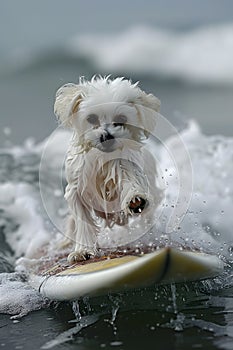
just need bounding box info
[28,247,224,301]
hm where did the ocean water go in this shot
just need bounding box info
[1,3,233,349]
[1,117,233,348]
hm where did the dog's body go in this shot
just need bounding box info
[54,76,163,262]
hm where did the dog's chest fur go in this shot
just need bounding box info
[65,144,150,220]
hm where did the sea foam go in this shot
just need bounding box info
[0,120,233,317]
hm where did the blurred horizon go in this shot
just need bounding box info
[1,0,233,146]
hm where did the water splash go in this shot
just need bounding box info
[104,295,122,336]
[72,300,82,321]
[0,120,233,319]
[41,314,100,349]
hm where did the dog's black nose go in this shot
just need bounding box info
[100,131,115,150]
[100,131,114,143]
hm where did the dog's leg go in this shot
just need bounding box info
[65,184,98,262]
[57,215,76,250]
[67,212,98,263]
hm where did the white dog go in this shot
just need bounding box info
[54,76,163,262]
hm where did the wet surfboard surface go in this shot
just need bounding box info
[28,247,224,301]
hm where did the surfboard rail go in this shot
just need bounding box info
[28,247,224,301]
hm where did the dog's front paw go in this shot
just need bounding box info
[67,249,96,263]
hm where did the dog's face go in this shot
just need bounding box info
[75,101,146,152]
[54,77,161,152]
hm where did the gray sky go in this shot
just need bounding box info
[1,0,233,52]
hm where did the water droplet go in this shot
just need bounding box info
[72,301,82,321]
[110,341,123,346]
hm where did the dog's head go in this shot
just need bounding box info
[54,76,160,152]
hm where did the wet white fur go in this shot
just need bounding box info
[54,76,163,262]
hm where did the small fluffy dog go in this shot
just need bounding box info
[54,76,163,262]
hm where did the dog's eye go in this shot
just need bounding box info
[87,114,99,126]
[113,115,127,127]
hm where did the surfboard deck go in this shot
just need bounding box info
[28,247,224,301]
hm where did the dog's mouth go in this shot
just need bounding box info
[99,140,116,152]
[129,196,148,214]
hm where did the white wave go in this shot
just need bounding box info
[0,130,71,260]
[1,123,232,258]
[0,272,48,319]
[0,182,50,259]
[1,120,233,317]
[68,24,233,84]
[160,120,233,255]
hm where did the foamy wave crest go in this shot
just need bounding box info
[68,24,233,84]
[1,122,233,261]
[1,121,233,317]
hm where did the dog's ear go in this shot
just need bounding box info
[135,90,161,113]
[54,83,85,127]
[133,90,161,139]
